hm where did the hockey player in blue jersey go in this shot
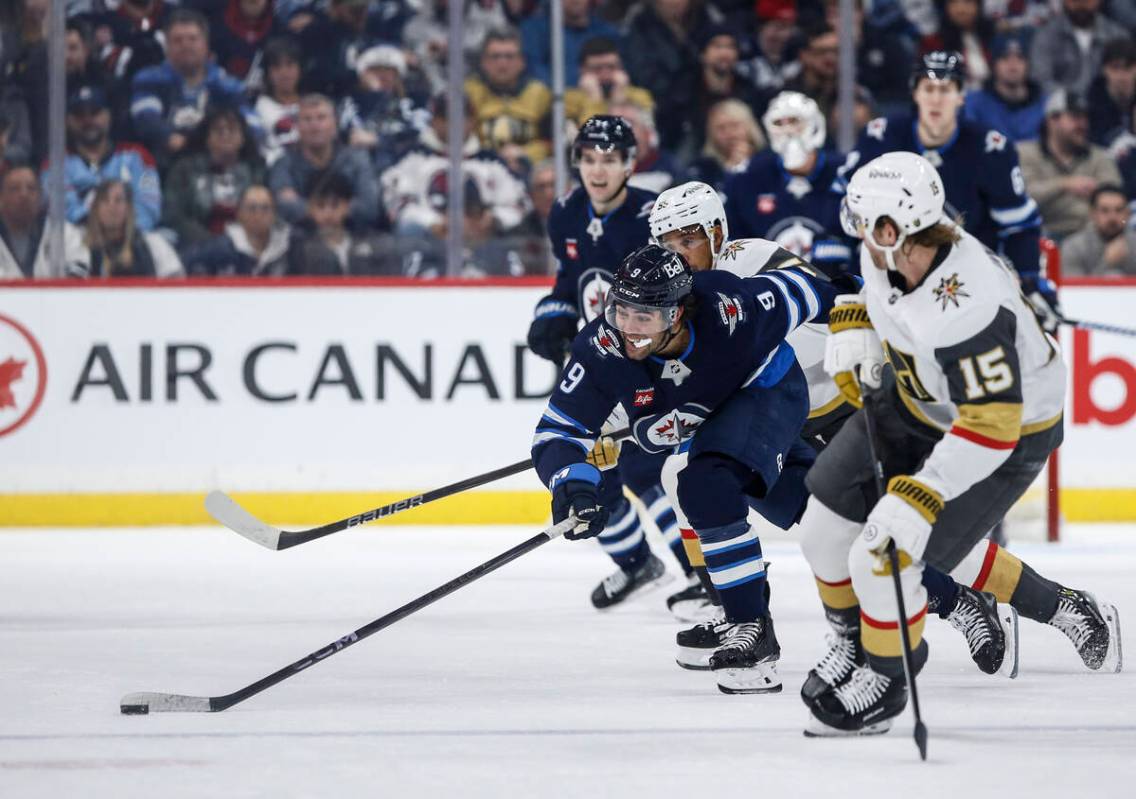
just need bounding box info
[533,244,854,693]
[840,51,1060,329]
[524,116,694,614]
[723,92,854,274]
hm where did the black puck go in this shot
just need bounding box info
[120,704,150,715]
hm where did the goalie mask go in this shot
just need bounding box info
[763,91,825,171]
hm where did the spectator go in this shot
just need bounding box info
[677,25,771,158]
[738,5,800,95]
[1030,0,1128,96]
[1060,183,1136,275]
[184,184,298,276]
[623,0,721,150]
[920,0,995,90]
[204,0,283,83]
[0,65,32,167]
[297,0,378,98]
[686,99,766,192]
[269,94,379,230]
[65,19,113,97]
[163,105,268,250]
[130,9,256,164]
[1,0,47,166]
[92,0,172,85]
[291,169,382,274]
[1088,37,1136,145]
[403,0,514,95]
[77,179,183,278]
[1019,88,1124,240]
[465,28,552,172]
[564,37,654,128]
[963,32,1048,142]
[0,165,86,279]
[820,0,913,110]
[515,158,559,239]
[338,45,425,175]
[614,102,682,193]
[41,85,161,232]
[520,0,621,87]
[0,115,10,177]
[380,93,528,236]
[254,37,303,166]
[782,23,842,121]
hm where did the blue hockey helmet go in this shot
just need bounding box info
[572,115,637,168]
[604,245,694,334]
[910,51,965,91]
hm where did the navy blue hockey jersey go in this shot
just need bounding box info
[840,114,1041,277]
[535,185,656,325]
[723,150,855,273]
[532,267,842,491]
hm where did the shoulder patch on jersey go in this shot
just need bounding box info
[866,117,888,141]
[985,130,1007,153]
[933,272,971,310]
[566,238,579,260]
[756,193,777,214]
[716,291,746,335]
[590,325,624,359]
[719,240,747,261]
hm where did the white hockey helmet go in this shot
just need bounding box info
[840,151,946,270]
[649,181,729,265]
[763,91,826,171]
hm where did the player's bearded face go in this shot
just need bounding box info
[579,149,628,204]
[659,225,712,270]
[608,302,679,359]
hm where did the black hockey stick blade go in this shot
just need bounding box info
[205,428,629,551]
[119,517,577,714]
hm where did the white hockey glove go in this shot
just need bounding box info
[824,295,884,407]
[861,476,944,572]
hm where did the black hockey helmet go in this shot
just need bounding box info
[604,244,693,334]
[572,114,637,167]
[910,50,965,91]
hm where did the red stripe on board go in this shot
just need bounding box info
[950,425,1018,450]
[973,540,999,592]
[861,604,928,630]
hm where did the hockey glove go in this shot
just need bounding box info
[824,295,884,406]
[586,436,621,470]
[1020,273,1061,335]
[862,475,943,572]
[527,300,579,364]
[552,480,609,540]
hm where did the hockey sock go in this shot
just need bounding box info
[865,639,929,680]
[1011,563,1063,623]
[694,565,722,606]
[698,518,767,623]
[595,497,651,571]
[967,541,1061,622]
[922,565,961,618]
[815,576,860,632]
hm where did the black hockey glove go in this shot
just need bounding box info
[1020,273,1061,335]
[552,481,608,540]
[527,300,579,364]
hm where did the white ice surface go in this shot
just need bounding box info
[1,523,1133,798]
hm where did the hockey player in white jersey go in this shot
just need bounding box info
[648,181,1025,678]
[798,152,1121,737]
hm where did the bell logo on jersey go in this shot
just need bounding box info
[757,193,777,214]
[633,388,655,407]
[933,272,970,310]
[590,325,624,359]
[716,292,746,336]
[565,239,579,260]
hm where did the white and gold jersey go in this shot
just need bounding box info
[860,228,1065,500]
[715,238,845,421]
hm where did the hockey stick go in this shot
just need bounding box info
[206,427,630,551]
[120,516,577,714]
[861,398,929,762]
[1059,315,1136,338]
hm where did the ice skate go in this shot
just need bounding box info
[1048,588,1123,672]
[803,665,905,737]
[590,554,669,610]
[709,617,782,694]
[675,612,730,670]
[948,585,1018,678]
[801,629,864,701]
[666,576,717,623]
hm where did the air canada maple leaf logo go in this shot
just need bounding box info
[933,272,970,310]
[0,357,25,409]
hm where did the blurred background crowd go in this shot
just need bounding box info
[3,0,1136,279]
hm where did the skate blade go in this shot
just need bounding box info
[715,662,782,694]
[675,645,713,671]
[803,714,892,738]
[670,598,719,624]
[1101,602,1123,673]
[998,604,1020,679]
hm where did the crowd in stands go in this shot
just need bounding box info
[4,0,1136,278]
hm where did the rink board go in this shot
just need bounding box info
[1,278,1135,525]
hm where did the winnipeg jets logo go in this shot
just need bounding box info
[716,292,746,336]
[768,216,825,258]
[933,272,970,310]
[590,325,624,358]
[661,359,692,386]
[578,268,613,323]
[632,405,710,453]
